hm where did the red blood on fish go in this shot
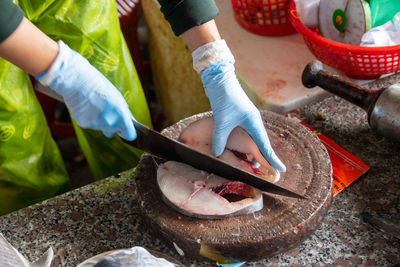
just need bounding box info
[212,182,253,197]
[229,149,264,176]
[212,182,254,203]
[230,150,248,161]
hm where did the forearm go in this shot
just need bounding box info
[158,0,219,36]
[181,20,221,52]
[0,17,58,76]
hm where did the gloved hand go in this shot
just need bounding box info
[192,40,286,172]
[36,41,137,141]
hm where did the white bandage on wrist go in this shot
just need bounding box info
[192,39,235,73]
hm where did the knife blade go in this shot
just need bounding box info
[124,120,307,199]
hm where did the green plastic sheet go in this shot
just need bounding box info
[369,0,400,27]
[0,0,151,214]
[0,60,71,215]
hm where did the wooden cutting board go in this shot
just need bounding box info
[133,111,333,262]
[214,0,329,113]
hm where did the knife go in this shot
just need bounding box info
[124,120,307,199]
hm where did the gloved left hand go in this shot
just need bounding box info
[192,40,286,172]
[36,41,137,141]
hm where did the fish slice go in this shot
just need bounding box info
[123,120,307,199]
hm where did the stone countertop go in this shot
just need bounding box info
[1,96,400,266]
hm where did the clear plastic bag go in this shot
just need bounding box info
[361,12,400,46]
[77,247,180,267]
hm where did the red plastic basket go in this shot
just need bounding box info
[289,1,400,79]
[231,0,296,36]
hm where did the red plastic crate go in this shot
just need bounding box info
[289,1,400,79]
[231,0,296,36]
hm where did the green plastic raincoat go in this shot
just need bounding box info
[0,0,151,214]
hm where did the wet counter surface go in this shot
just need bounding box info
[1,96,399,266]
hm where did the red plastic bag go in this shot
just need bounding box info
[300,122,370,196]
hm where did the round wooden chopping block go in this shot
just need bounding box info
[133,111,333,261]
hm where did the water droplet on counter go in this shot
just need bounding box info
[253,212,263,220]
[293,164,302,170]
[231,227,241,237]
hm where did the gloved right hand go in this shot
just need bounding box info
[201,59,286,172]
[36,41,137,141]
[192,39,286,172]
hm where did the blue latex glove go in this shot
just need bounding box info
[36,41,136,141]
[202,60,286,172]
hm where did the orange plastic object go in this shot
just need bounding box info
[289,1,400,80]
[300,121,370,197]
[231,0,296,36]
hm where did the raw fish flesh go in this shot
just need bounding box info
[178,117,280,183]
[157,161,263,219]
